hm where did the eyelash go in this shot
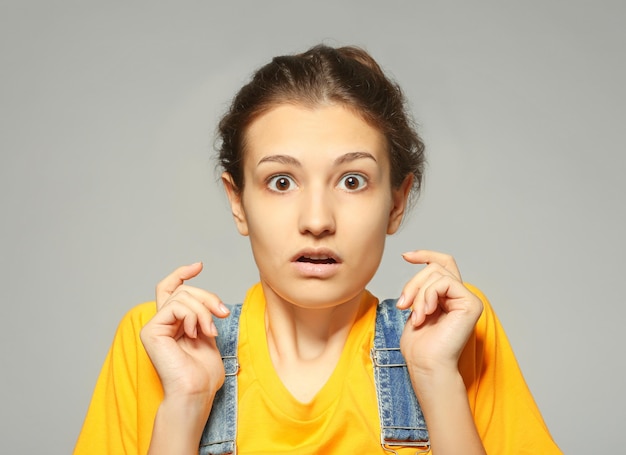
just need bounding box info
[337,173,368,192]
[266,174,297,192]
[265,173,369,193]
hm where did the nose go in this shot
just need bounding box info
[298,187,336,238]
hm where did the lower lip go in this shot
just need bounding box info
[291,261,340,278]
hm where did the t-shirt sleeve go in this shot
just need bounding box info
[460,284,562,454]
[73,302,163,455]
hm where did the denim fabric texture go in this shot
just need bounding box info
[372,299,430,451]
[199,299,429,454]
[199,303,242,455]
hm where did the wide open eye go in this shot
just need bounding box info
[267,175,298,192]
[337,174,368,192]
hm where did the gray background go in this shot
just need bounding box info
[1,1,624,453]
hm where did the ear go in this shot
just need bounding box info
[387,174,413,235]
[221,172,249,236]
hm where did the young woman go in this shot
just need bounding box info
[75,45,561,454]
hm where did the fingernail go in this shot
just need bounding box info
[210,321,219,337]
[396,294,405,308]
[219,303,230,315]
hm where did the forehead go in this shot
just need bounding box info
[243,103,389,165]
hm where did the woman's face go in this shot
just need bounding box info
[223,103,411,309]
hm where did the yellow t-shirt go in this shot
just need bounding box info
[237,284,386,454]
[74,284,562,454]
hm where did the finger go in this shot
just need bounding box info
[156,263,203,309]
[151,299,217,339]
[397,262,458,310]
[401,250,461,280]
[163,290,223,336]
[408,270,446,326]
[148,300,201,339]
[167,285,230,318]
[421,275,483,320]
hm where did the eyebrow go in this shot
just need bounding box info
[334,151,377,165]
[257,154,301,167]
[257,151,377,167]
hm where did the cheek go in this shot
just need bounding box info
[244,202,292,254]
[351,192,393,229]
[342,199,391,249]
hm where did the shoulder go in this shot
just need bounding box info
[108,301,157,348]
[459,283,521,382]
[464,283,494,314]
[461,286,562,452]
[464,283,500,334]
[119,301,157,327]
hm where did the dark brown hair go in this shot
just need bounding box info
[217,44,425,202]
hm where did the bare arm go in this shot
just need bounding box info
[409,368,485,454]
[141,263,230,455]
[398,250,486,455]
[148,393,214,455]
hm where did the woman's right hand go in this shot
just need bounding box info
[140,262,230,402]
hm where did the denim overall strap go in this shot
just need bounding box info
[199,303,243,455]
[372,299,430,453]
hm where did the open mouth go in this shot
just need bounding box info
[292,250,341,277]
[296,256,337,264]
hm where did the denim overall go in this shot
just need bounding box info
[199,299,430,454]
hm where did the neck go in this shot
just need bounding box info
[263,285,364,361]
[260,283,366,402]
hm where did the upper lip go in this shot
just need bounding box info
[291,248,342,263]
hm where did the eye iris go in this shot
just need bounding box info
[277,177,290,190]
[345,176,359,189]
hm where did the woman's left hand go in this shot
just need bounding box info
[397,250,483,377]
